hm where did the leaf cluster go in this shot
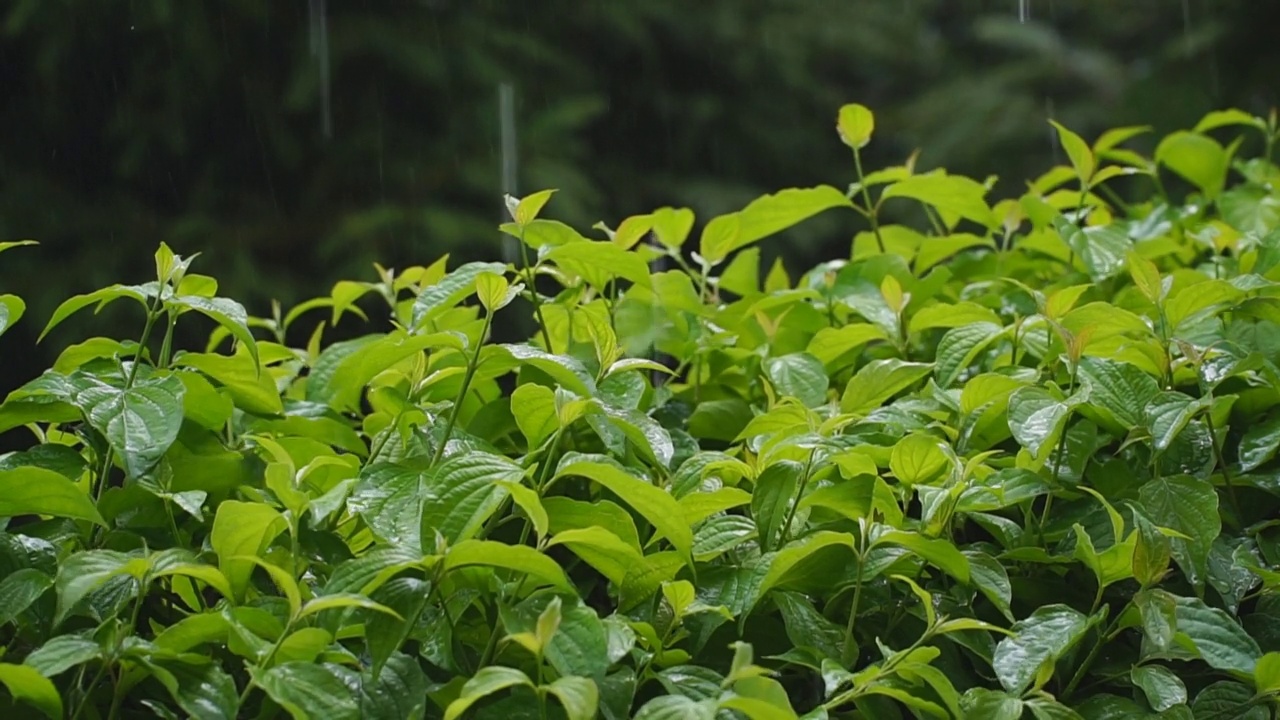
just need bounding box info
[2,104,1280,719]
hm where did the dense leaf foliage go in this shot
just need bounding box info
[3,104,1280,718]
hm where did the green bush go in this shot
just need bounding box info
[2,103,1280,719]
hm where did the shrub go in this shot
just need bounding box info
[1,104,1279,719]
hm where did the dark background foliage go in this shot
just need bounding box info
[1,0,1276,388]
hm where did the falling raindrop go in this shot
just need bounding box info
[308,0,333,139]
[1018,0,1029,23]
[498,83,519,264]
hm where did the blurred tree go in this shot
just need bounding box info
[0,0,1275,389]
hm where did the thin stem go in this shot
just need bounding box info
[157,309,177,369]
[430,313,493,467]
[852,147,885,254]
[1062,610,1123,700]
[1205,410,1243,524]
[517,227,553,350]
[71,662,110,720]
[778,450,816,547]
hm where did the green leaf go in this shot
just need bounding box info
[960,688,1024,720]
[500,344,597,397]
[316,330,465,411]
[177,348,283,415]
[300,593,402,620]
[890,433,951,485]
[210,501,287,601]
[840,359,933,414]
[444,666,535,720]
[24,635,102,678]
[350,465,427,553]
[752,461,803,552]
[806,325,887,366]
[412,261,507,329]
[548,241,653,290]
[0,568,52,627]
[993,605,1091,694]
[40,284,149,341]
[145,659,240,720]
[837,103,874,149]
[1174,595,1261,673]
[511,384,559,447]
[798,474,875,523]
[55,550,143,623]
[1130,509,1173,588]
[1155,131,1231,199]
[774,592,845,660]
[422,452,525,543]
[634,695,717,720]
[1239,415,1280,472]
[0,467,105,526]
[547,527,644,586]
[1131,665,1186,712]
[754,531,855,607]
[1138,475,1219,588]
[0,294,25,339]
[1191,681,1268,720]
[1054,216,1130,282]
[763,353,829,407]
[443,540,572,592]
[650,207,695,250]
[699,186,852,264]
[512,189,556,225]
[1007,386,1075,461]
[169,294,260,367]
[73,372,185,479]
[1254,651,1280,693]
[1077,357,1159,430]
[0,663,63,718]
[251,662,360,720]
[932,322,1003,388]
[1050,120,1096,183]
[1144,392,1206,453]
[882,173,994,228]
[872,528,971,583]
[545,676,599,720]
[555,459,693,563]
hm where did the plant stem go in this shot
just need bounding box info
[852,147,885,254]
[71,661,111,720]
[430,312,492,467]
[1062,610,1122,700]
[1204,411,1243,524]
[777,450,816,547]
[842,551,865,664]
[517,227,553,351]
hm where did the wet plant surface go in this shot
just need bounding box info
[2,105,1280,718]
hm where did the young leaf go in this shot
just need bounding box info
[73,372,185,479]
[444,666,535,720]
[545,676,599,720]
[0,467,105,526]
[210,501,288,601]
[751,461,803,552]
[1049,120,1096,183]
[840,359,933,414]
[837,103,874,150]
[992,605,1091,694]
[443,540,572,592]
[1138,475,1219,588]
[554,460,693,562]
[0,663,63,719]
[763,353,829,408]
[1130,664,1187,712]
[250,662,360,720]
